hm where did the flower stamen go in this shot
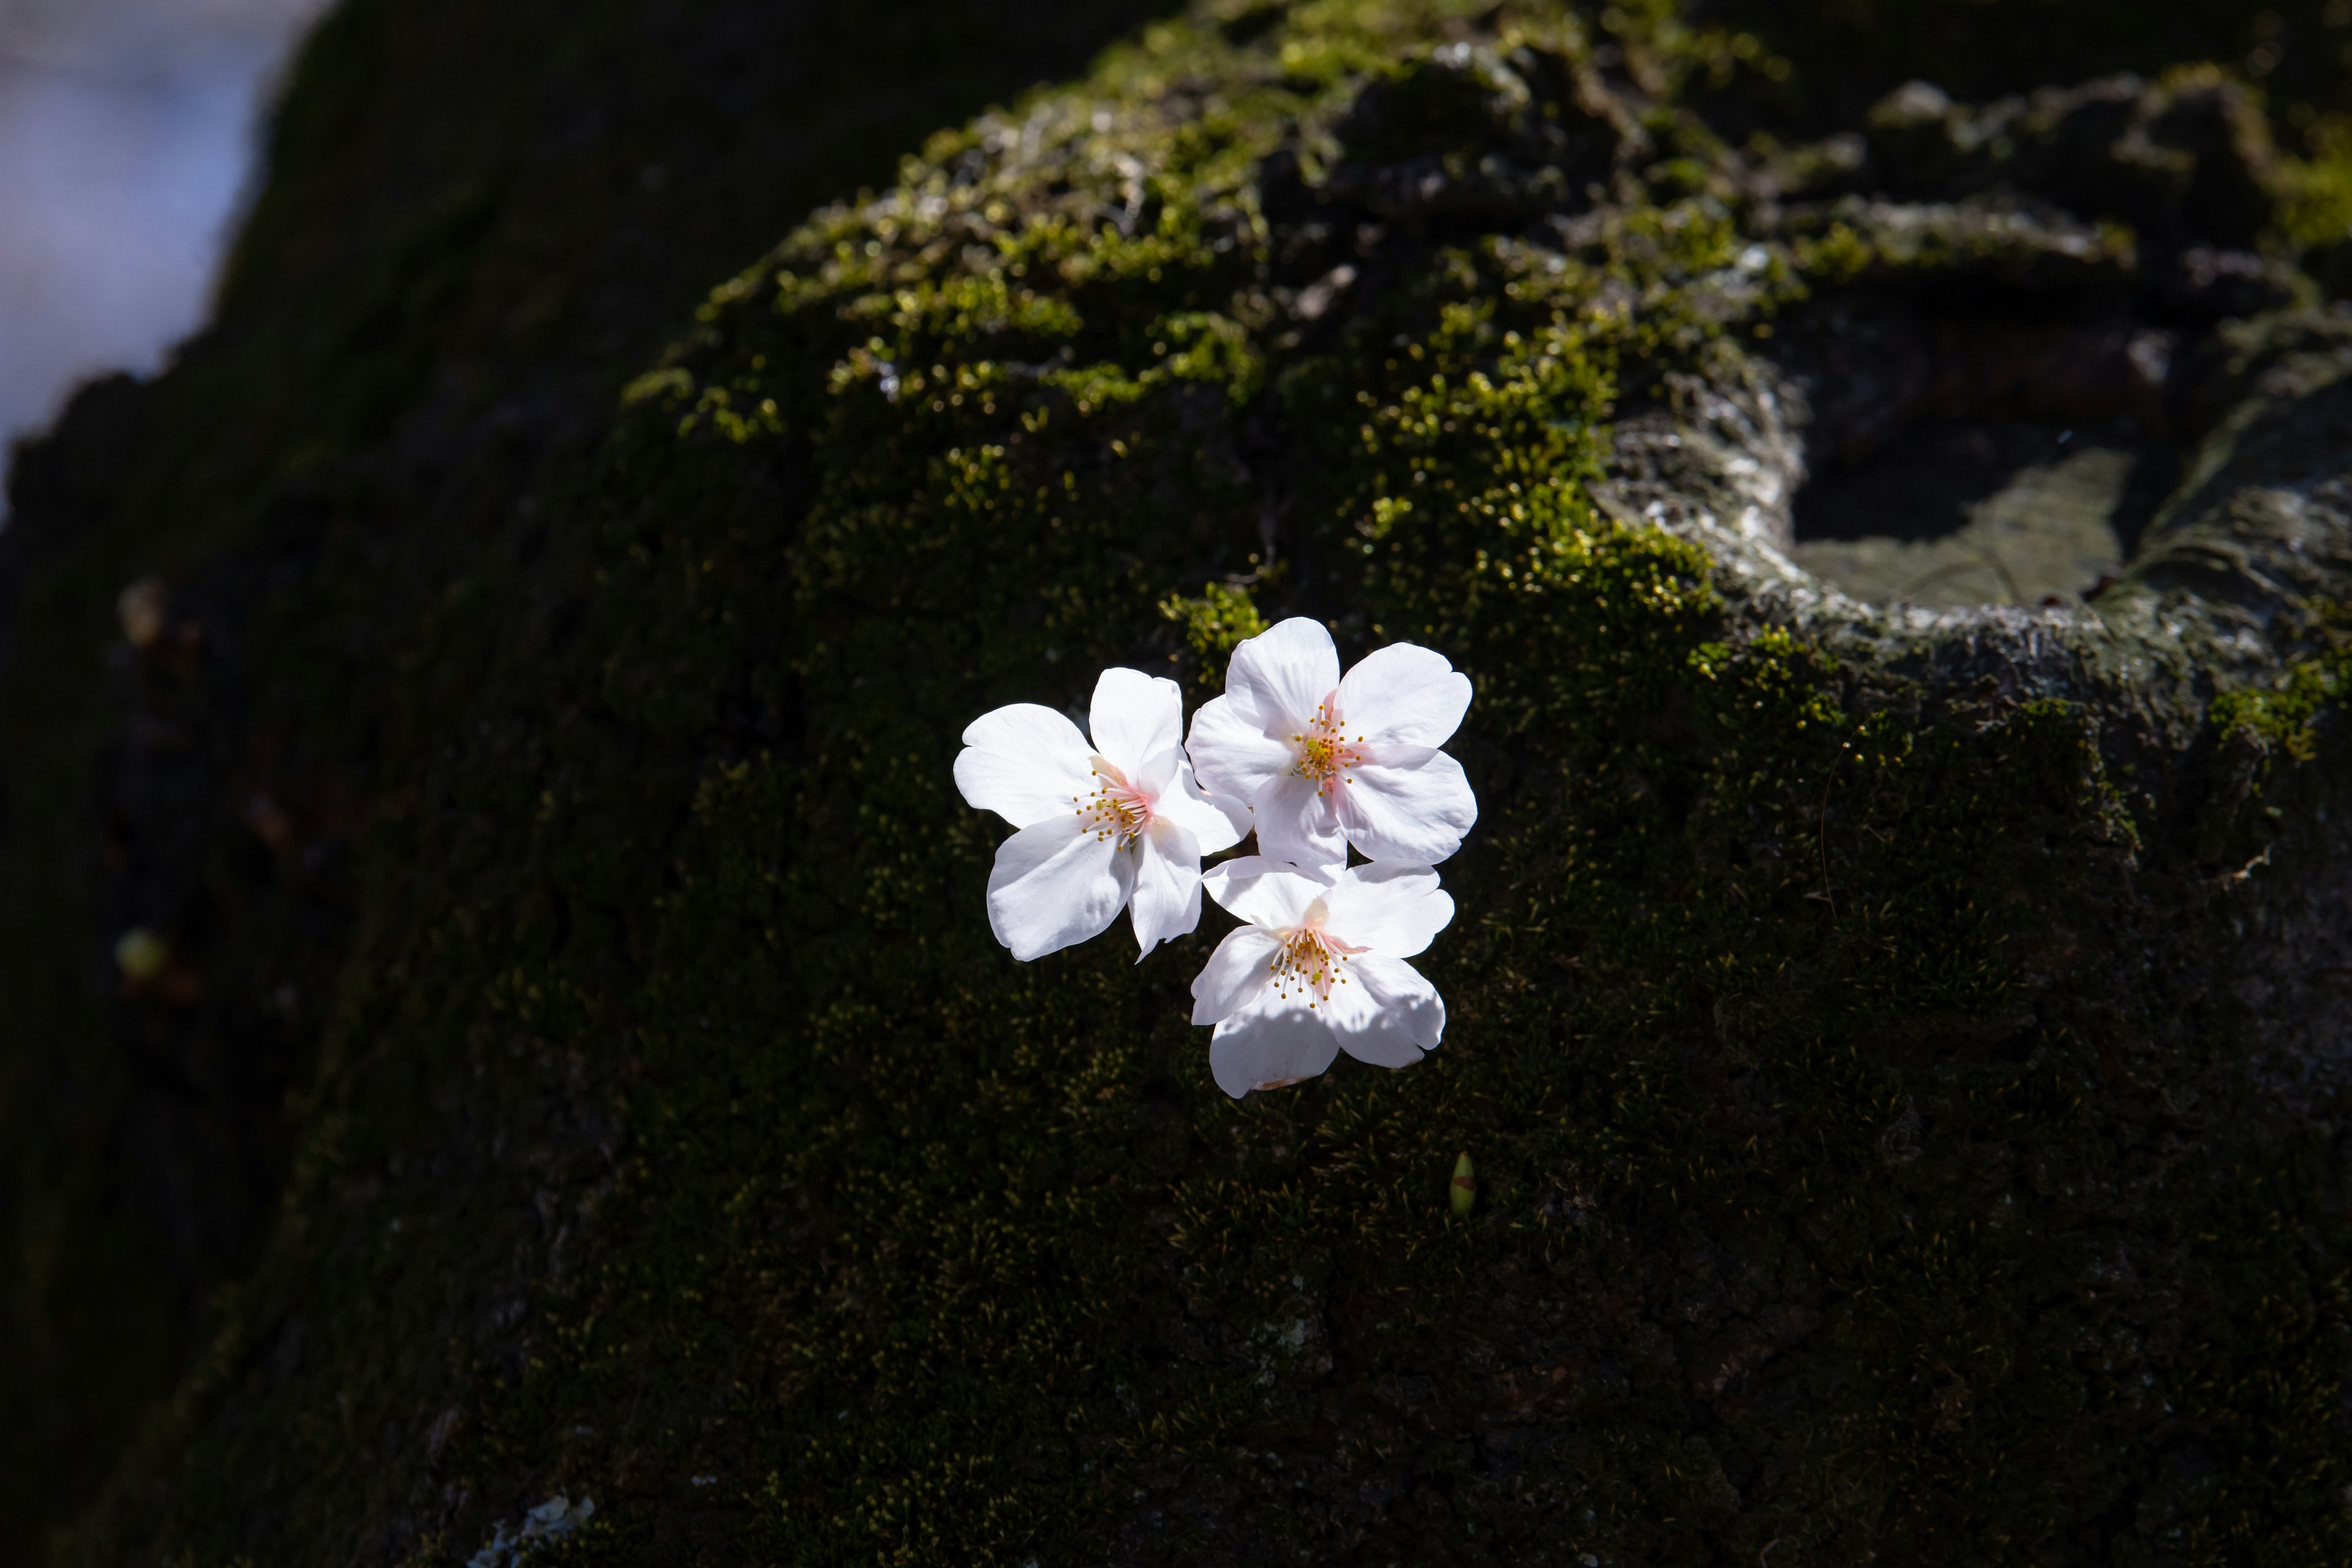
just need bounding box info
[1074,756,1156,846]
[1268,910,1368,1009]
[1289,694,1365,798]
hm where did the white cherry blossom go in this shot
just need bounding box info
[1186,617,1476,869]
[956,667,1242,961]
[1190,856,1453,1097]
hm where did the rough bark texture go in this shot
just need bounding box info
[3,2,2351,1566]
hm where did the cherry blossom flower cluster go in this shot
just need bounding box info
[954,618,1476,1098]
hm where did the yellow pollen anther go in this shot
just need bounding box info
[1291,697,1363,793]
[1269,921,1366,1007]
[1077,758,1152,846]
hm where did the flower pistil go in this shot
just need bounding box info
[1267,903,1367,1009]
[1077,756,1156,845]
[1289,696,1364,799]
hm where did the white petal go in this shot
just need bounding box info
[1090,666,1183,774]
[1189,924,1281,1024]
[1207,996,1341,1098]
[1328,954,1445,1068]
[1324,862,1454,958]
[1335,750,1477,865]
[1151,761,1244,854]
[1305,956,1384,1039]
[1336,643,1472,751]
[954,703,1097,828]
[1131,742,1185,794]
[1202,856,1328,927]
[1224,617,1340,730]
[984,813,1135,960]
[1185,696,1291,833]
[1252,772,1346,870]
[1129,824,1204,958]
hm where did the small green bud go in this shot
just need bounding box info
[115,928,171,984]
[1449,1152,1476,1218]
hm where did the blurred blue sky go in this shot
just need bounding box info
[0,0,322,451]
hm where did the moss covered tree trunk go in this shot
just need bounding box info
[5,2,2352,1564]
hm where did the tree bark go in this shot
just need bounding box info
[4,3,2350,1566]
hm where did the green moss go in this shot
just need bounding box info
[1160,581,1270,660]
[2213,603,2351,763]
[368,6,2348,1562]
[0,0,1194,1556]
[20,1,2352,1564]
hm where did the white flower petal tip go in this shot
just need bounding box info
[1088,666,1185,776]
[959,669,1229,960]
[1185,620,1477,872]
[954,703,1096,828]
[986,814,1134,960]
[1209,1003,1341,1098]
[1191,861,1452,1094]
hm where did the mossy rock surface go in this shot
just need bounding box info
[6,2,2352,1565]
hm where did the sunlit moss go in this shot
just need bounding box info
[415,4,2352,1562]
[2214,602,2352,765]
[32,1,2352,1564]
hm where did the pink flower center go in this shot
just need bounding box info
[1077,756,1156,846]
[1289,694,1365,799]
[1268,910,1368,1008]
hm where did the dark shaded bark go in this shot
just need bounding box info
[1,3,2348,1565]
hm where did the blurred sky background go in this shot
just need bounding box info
[0,0,323,456]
